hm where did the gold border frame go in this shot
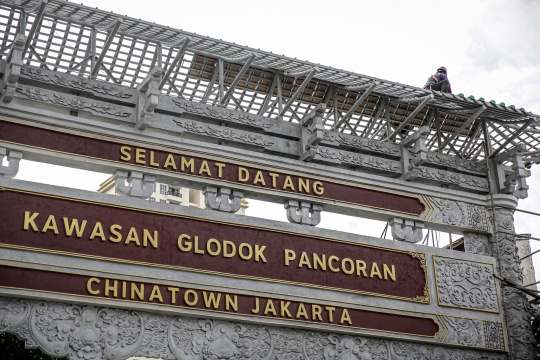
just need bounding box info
[432,254,501,313]
[0,186,430,304]
[0,116,427,217]
[0,263,440,339]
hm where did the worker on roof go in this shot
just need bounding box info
[424,66,452,93]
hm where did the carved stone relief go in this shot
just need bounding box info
[15,87,131,118]
[441,316,484,347]
[174,119,274,148]
[322,131,400,156]
[172,98,272,130]
[409,151,487,175]
[467,204,488,231]
[20,67,133,99]
[315,147,401,173]
[483,321,505,351]
[427,197,468,228]
[463,232,496,258]
[0,296,507,360]
[434,256,498,312]
[417,167,489,191]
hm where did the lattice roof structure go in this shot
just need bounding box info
[1,0,539,165]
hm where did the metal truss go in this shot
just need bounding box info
[0,0,538,165]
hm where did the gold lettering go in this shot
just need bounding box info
[63,217,87,238]
[105,279,118,297]
[87,277,100,295]
[109,224,123,243]
[356,260,368,277]
[268,173,279,187]
[284,249,296,266]
[124,227,141,246]
[341,258,354,275]
[203,292,221,309]
[370,262,382,279]
[264,299,277,316]
[326,306,335,322]
[42,215,59,234]
[383,264,396,281]
[313,181,324,195]
[122,281,127,298]
[328,255,340,272]
[223,240,236,258]
[199,160,211,176]
[23,211,39,231]
[164,154,177,170]
[296,303,309,320]
[283,176,295,191]
[298,252,312,269]
[313,253,326,270]
[312,305,323,321]
[280,301,292,317]
[238,167,249,182]
[177,234,192,252]
[184,290,198,306]
[251,298,260,314]
[194,236,204,254]
[181,157,194,172]
[238,243,252,260]
[206,238,221,256]
[90,222,106,241]
[168,287,179,304]
[131,283,144,301]
[149,151,159,167]
[149,285,163,302]
[254,245,267,262]
[215,162,226,178]
[120,146,131,161]
[339,309,352,324]
[298,178,310,193]
[143,229,158,248]
[253,171,266,186]
[135,148,146,165]
[226,294,238,312]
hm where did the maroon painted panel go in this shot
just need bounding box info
[0,120,425,215]
[0,265,439,337]
[0,189,428,302]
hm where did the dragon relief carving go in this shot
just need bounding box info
[15,87,131,117]
[409,151,487,174]
[0,296,510,360]
[322,131,400,156]
[416,167,488,191]
[172,98,272,129]
[20,67,133,98]
[174,120,274,147]
[442,316,483,347]
[434,257,498,311]
[428,197,468,227]
[316,148,401,172]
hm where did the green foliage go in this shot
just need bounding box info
[0,333,67,360]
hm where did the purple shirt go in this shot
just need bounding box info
[438,72,452,93]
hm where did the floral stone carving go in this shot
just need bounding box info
[0,296,508,360]
[434,256,498,311]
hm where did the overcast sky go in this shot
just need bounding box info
[13,0,540,279]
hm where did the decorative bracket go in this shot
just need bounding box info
[492,143,530,199]
[0,147,22,178]
[135,65,162,130]
[299,103,326,161]
[388,217,424,243]
[400,126,430,181]
[202,186,243,212]
[113,170,155,198]
[284,199,322,226]
[1,33,25,103]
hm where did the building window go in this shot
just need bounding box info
[149,197,155,202]
[160,199,166,203]
[168,187,181,197]
[160,184,167,195]
[153,183,156,193]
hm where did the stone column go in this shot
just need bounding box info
[465,195,536,359]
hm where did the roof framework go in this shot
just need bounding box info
[0,0,539,165]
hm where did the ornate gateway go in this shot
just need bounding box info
[0,0,538,359]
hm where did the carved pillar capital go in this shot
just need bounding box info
[388,217,424,243]
[113,169,155,198]
[203,185,243,212]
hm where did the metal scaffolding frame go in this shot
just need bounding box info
[0,0,539,165]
